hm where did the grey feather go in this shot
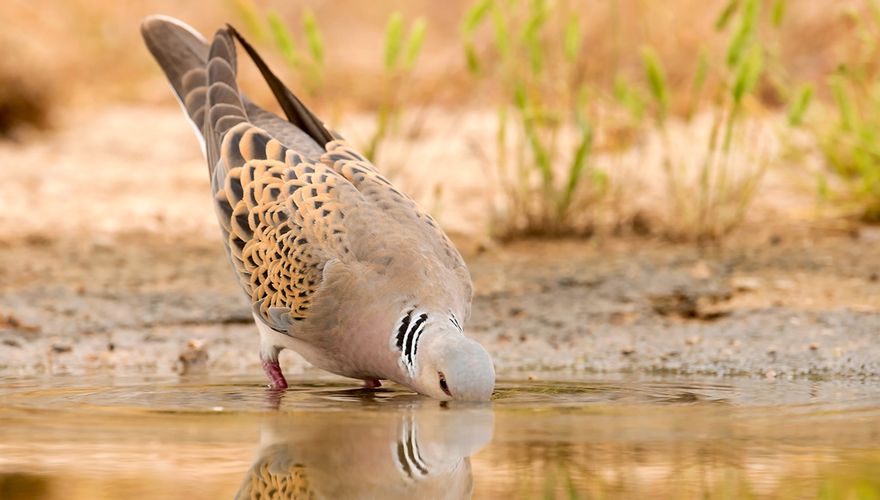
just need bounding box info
[141,16,492,401]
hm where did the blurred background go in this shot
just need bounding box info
[3,0,880,241]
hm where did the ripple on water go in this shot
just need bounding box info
[0,375,878,416]
[1,375,879,499]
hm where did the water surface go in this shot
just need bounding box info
[1,375,879,499]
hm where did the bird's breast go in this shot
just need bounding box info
[293,311,401,381]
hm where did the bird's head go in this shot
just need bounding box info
[392,310,495,401]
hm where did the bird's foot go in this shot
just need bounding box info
[363,379,382,389]
[262,359,288,390]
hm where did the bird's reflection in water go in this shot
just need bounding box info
[236,395,494,499]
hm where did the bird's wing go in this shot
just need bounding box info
[207,30,380,331]
[143,21,366,331]
[213,123,366,329]
[320,142,472,307]
[223,23,472,316]
[142,18,472,332]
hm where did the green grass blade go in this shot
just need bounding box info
[830,74,857,131]
[403,18,427,71]
[771,0,787,27]
[491,5,511,61]
[818,173,830,200]
[559,117,594,215]
[688,46,710,118]
[384,12,404,72]
[715,0,741,31]
[725,0,759,67]
[267,11,299,67]
[564,18,581,64]
[513,80,528,112]
[462,0,495,76]
[513,81,553,188]
[642,46,669,123]
[786,83,814,126]
[521,0,548,42]
[462,0,493,34]
[613,75,646,121]
[732,45,763,105]
[522,0,548,74]
[302,9,324,66]
[465,41,481,75]
[228,0,266,41]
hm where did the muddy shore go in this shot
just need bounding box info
[2,228,878,382]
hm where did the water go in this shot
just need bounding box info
[1,375,879,499]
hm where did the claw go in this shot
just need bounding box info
[363,379,382,389]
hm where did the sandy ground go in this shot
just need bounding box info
[1,228,879,381]
[0,106,878,383]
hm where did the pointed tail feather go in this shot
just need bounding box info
[142,16,331,165]
[141,15,212,153]
[140,15,209,100]
[203,27,250,172]
[226,24,334,147]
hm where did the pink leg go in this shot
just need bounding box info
[262,358,288,390]
[363,379,382,389]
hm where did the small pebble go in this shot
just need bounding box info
[688,261,711,280]
[610,311,638,326]
[179,339,209,375]
[557,276,577,287]
[731,276,761,292]
[51,343,72,354]
[685,335,702,346]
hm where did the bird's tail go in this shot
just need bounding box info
[141,16,250,170]
[140,16,212,150]
[225,25,334,146]
[141,15,334,163]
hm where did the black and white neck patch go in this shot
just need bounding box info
[394,308,428,376]
[449,313,463,333]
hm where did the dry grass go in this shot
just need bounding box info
[0,1,869,109]
[0,0,876,240]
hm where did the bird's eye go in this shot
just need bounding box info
[438,371,452,396]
